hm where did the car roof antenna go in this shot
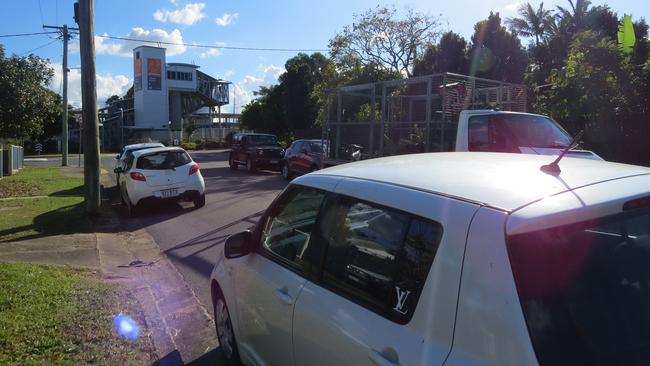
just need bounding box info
[540,130,584,175]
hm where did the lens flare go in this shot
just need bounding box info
[113,313,140,340]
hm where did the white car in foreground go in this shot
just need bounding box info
[210,152,650,366]
[115,147,205,216]
[114,142,164,184]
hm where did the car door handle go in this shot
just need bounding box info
[275,287,293,305]
[368,349,400,366]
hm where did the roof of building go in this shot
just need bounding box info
[307,152,650,211]
[167,62,200,69]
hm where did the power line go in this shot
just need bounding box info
[0,31,59,38]
[94,34,327,52]
[20,39,58,56]
[37,0,45,26]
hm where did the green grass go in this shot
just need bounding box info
[0,167,83,199]
[0,167,89,242]
[0,263,156,365]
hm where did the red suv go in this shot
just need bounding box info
[281,139,327,180]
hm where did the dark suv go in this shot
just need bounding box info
[229,133,284,172]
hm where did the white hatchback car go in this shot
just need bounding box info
[116,146,205,216]
[114,142,164,184]
[210,152,650,366]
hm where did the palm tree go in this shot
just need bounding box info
[506,2,554,46]
[555,0,592,34]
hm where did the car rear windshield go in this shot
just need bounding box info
[507,206,650,365]
[248,135,278,146]
[136,151,191,170]
[468,114,572,152]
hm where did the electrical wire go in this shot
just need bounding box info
[0,31,59,38]
[94,34,327,52]
[37,0,45,26]
[19,39,58,56]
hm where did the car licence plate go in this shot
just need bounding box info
[269,160,278,164]
[161,188,178,198]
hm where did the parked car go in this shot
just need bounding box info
[229,133,284,173]
[115,146,205,216]
[281,139,329,180]
[114,142,164,184]
[210,152,650,366]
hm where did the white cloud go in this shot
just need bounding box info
[502,2,522,13]
[48,62,131,108]
[153,3,206,26]
[200,48,222,58]
[199,42,226,58]
[93,28,187,57]
[225,69,236,77]
[215,13,239,27]
[227,64,284,113]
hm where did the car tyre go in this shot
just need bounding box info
[281,162,292,180]
[214,288,241,365]
[194,193,206,209]
[126,198,139,218]
[246,157,256,173]
[229,154,237,170]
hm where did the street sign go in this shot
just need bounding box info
[34,143,43,155]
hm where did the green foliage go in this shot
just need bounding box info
[183,121,200,141]
[180,141,197,150]
[469,12,529,83]
[413,31,469,76]
[329,5,442,77]
[0,46,58,141]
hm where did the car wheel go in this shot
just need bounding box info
[194,193,206,209]
[214,289,241,365]
[246,157,256,173]
[281,163,292,180]
[229,154,237,170]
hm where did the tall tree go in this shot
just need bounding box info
[0,46,58,141]
[413,31,469,76]
[329,6,442,77]
[506,2,554,46]
[469,12,529,83]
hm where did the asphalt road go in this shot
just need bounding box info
[111,150,288,310]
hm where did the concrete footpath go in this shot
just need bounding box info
[0,174,219,365]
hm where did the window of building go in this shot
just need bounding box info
[316,195,443,323]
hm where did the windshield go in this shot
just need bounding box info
[248,135,278,146]
[136,151,191,170]
[468,114,572,152]
[507,205,650,365]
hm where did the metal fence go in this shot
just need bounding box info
[1,145,24,177]
[323,72,527,164]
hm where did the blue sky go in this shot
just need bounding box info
[0,0,647,111]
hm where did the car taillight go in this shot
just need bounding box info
[189,163,200,175]
[623,195,650,211]
[130,172,146,182]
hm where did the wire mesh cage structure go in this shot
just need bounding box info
[322,72,527,165]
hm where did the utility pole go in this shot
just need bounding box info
[44,24,78,166]
[75,0,100,216]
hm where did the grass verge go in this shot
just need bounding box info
[0,167,89,242]
[0,263,156,365]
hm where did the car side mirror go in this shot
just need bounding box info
[224,230,253,259]
[114,167,124,174]
[115,154,121,160]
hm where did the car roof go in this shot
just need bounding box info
[306,152,650,212]
[132,146,186,157]
[123,142,164,150]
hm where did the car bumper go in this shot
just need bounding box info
[252,158,282,170]
[137,189,203,206]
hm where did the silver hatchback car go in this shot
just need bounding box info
[210,152,650,366]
